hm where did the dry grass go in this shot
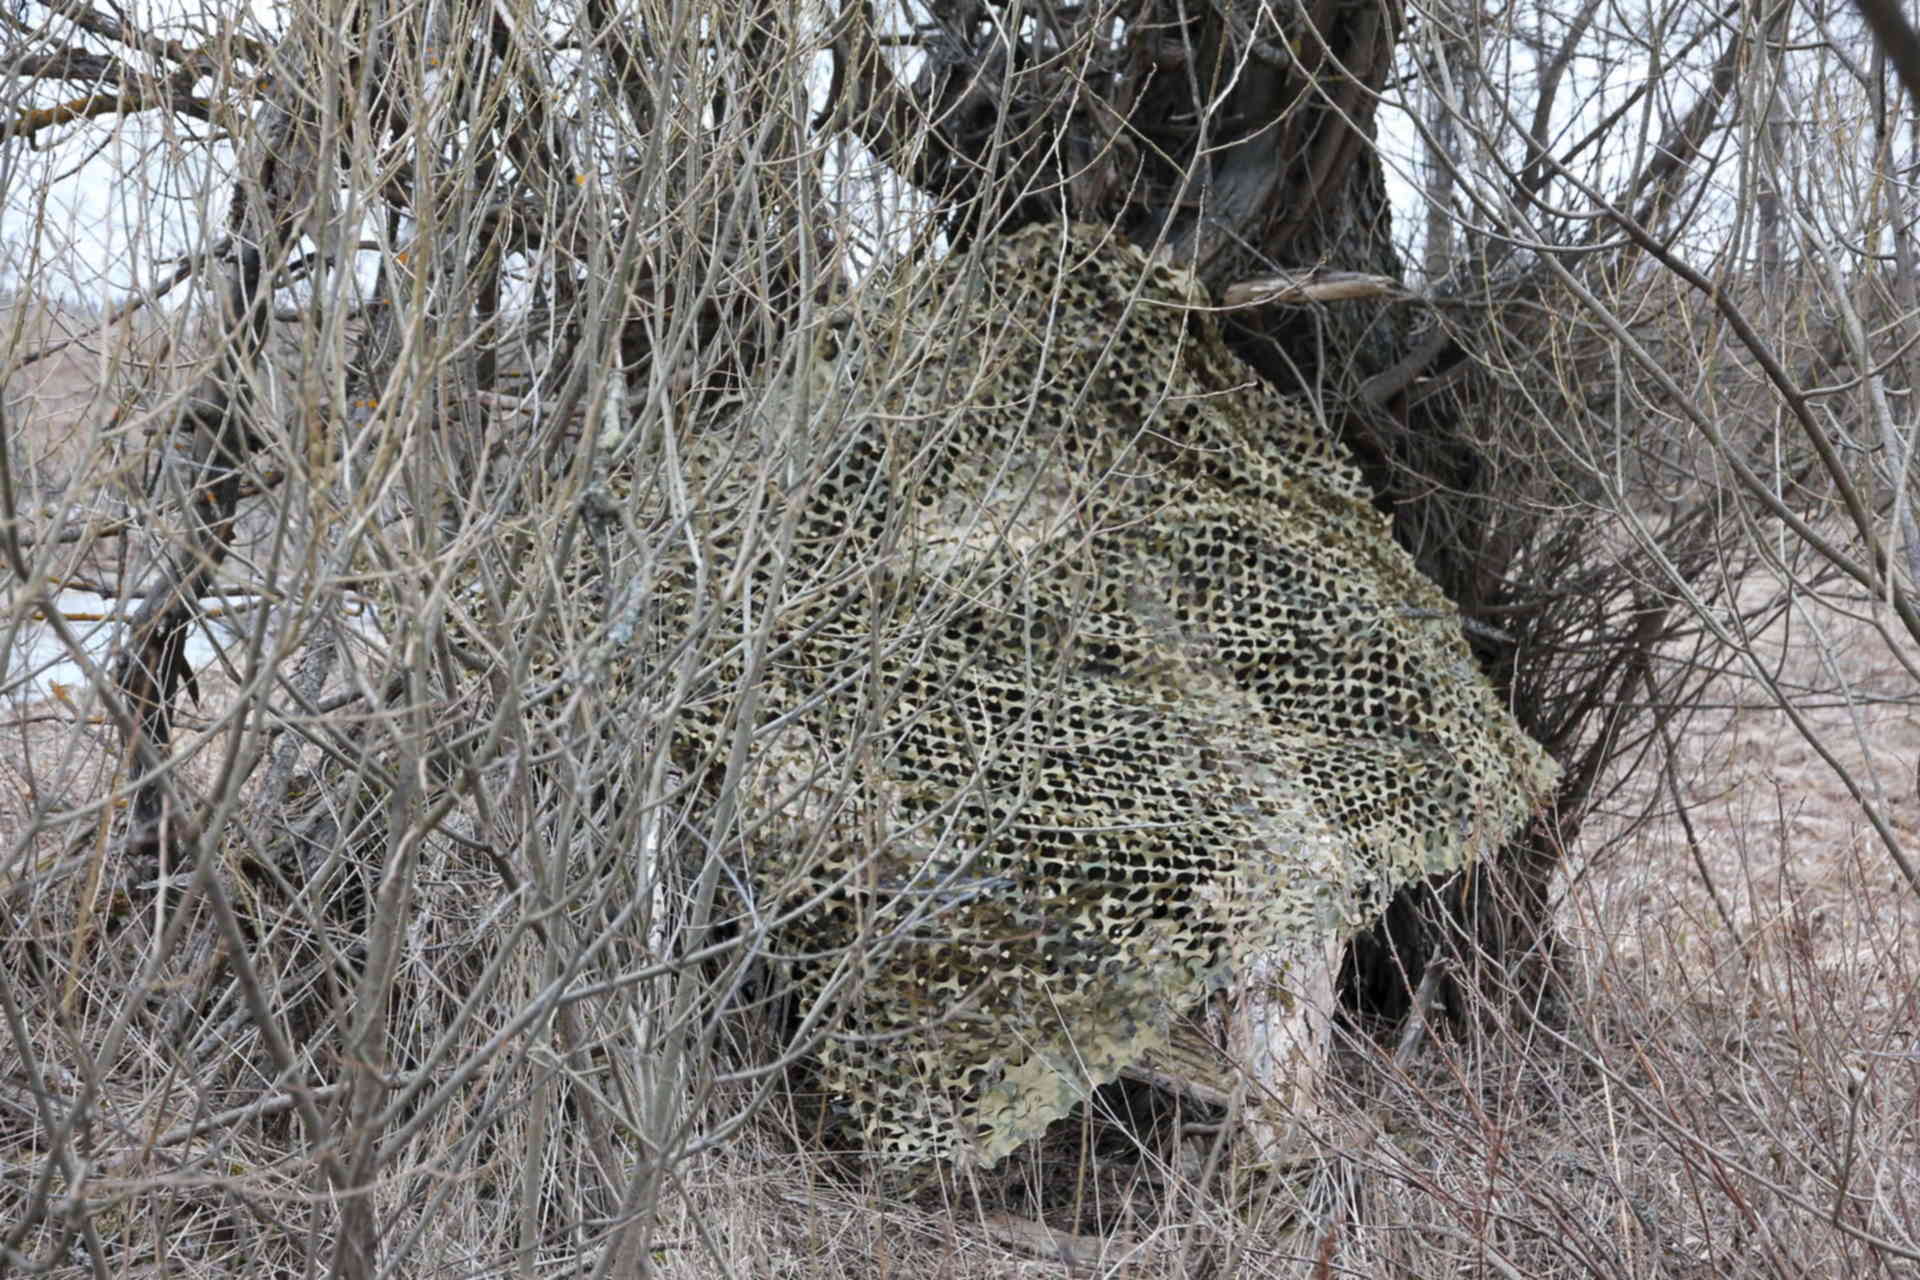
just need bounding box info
[1,303,1916,1279]
[1327,773,1920,1278]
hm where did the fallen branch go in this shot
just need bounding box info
[150,1082,351,1150]
[1391,958,1450,1068]
[1220,269,1413,308]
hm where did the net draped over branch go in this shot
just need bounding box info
[643,222,1559,1165]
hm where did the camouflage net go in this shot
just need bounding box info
[623,222,1559,1167]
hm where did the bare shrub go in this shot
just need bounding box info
[1,0,1916,1274]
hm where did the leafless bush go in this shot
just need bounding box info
[0,0,1916,1273]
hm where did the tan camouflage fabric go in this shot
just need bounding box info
[639,222,1557,1166]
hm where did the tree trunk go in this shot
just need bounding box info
[833,0,1582,1034]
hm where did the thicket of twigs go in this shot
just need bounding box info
[1,0,1916,1273]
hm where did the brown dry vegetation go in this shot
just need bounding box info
[3,295,1915,1278]
[3,2,1918,1269]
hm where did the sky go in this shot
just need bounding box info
[0,0,1866,310]
[0,0,1450,306]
